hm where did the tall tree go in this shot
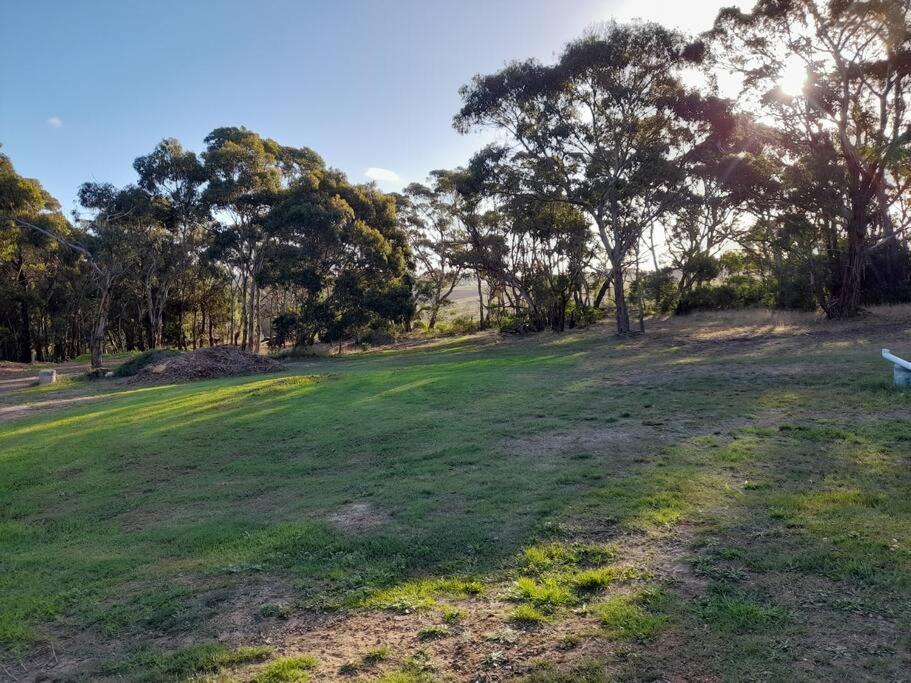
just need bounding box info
[202,127,286,352]
[0,152,72,362]
[398,174,467,329]
[133,139,208,348]
[455,22,733,333]
[75,183,142,369]
[711,0,911,316]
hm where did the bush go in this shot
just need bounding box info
[114,349,180,377]
[675,279,768,315]
[498,312,535,334]
[436,315,478,335]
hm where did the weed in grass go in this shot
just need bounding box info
[509,603,549,626]
[338,660,359,676]
[596,588,669,640]
[253,655,318,683]
[557,633,581,650]
[362,645,391,664]
[417,624,449,640]
[521,660,609,682]
[697,587,789,634]
[258,602,293,619]
[569,565,642,593]
[361,577,483,612]
[100,644,271,680]
[440,605,466,623]
[512,577,576,611]
[522,541,617,573]
[402,649,435,674]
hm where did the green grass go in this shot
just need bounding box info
[100,643,271,680]
[253,655,318,682]
[595,588,669,640]
[2,317,911,679]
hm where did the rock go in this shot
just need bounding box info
[38,369,57,385]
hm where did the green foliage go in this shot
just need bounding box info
[675,279,770,314]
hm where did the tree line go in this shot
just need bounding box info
[2,1,909,365]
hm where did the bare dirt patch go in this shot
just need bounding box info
[327,502,391,533]
[128,346,284,385]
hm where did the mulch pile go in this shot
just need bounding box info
[128,346,284,385]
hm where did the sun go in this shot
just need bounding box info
[778,56,807,96]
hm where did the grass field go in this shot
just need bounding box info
[1,310,910,681]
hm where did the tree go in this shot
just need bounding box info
[398,175,467,329]
[455,22,733,333]
[711,0,911,317]
[202,127,287,352]
[0,152,73,362]
[133,139,208,348]
[75,183,142,369]
[263,165,414,346]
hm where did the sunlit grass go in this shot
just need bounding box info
[2,315,911,679]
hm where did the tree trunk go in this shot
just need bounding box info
[253,284,261,353]
[593,274,612,310]
[829,194,869,318]
[476,273,485,329]
[90,276,113,370]
[612,264,630,335]
[16,258,32,364]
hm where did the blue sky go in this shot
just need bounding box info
[1,0,734,213]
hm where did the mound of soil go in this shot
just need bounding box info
[128,346,284,384]
[114,349,181,377]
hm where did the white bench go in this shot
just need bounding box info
[882,349,911,386]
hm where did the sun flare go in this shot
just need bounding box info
[778,56,807,96]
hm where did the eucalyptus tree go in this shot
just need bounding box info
[133,138,208,348]
[263,166,414,345]
[710,0,911,316]
[202,127,286,351]
[75,183,145,369]
[398,173,468,329]
[0,152,72,361]
[455,21,734,333]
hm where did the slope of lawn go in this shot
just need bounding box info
[1,313,910,681]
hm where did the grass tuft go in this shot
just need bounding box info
[253,654,319,683]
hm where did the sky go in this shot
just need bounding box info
[0,0,747,214]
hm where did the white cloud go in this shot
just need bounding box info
[365,167,401,184]
[47,116,63,128]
